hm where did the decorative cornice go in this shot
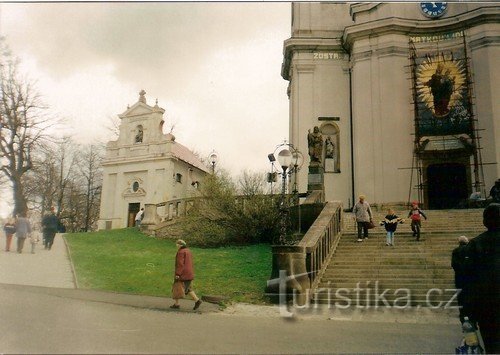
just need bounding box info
[349,2,382,20]
[281,37,345,80]
[295,63,316,73]
[469,35,500,50]
[343,7,500,50]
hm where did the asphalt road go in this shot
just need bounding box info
[0,284,463,354]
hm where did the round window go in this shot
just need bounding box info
[132,181,140,192]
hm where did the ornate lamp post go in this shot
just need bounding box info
[208,151,218,174]
[266,143,309,306]
[269,143,303,245]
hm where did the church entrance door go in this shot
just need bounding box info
[128,203,140,227]
[427,163,468,209]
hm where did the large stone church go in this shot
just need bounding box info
[98,91,209,229]
[283,3,499,209]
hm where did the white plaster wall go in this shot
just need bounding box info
[469,23,500,190]
[352,34,424,205]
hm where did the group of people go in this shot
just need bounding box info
[354,195,498,352]
[2,207,61,254]
[451,203,499,354]
[352,196,427,245]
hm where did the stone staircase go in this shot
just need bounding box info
[314,208,486,307]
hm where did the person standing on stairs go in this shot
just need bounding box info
[353,195,373,242]
[451,235,470,323]
[408,202,427,241]
[463,203,499,354]
[380,209,403,246]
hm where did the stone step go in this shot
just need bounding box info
[323,273,454,279]
[314,210,476,305]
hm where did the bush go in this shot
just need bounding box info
[177,172,280,247]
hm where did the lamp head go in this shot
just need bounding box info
[277,149,292,171]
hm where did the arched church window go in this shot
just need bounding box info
[320,123,340,173]
[135,125,143,144]
[132,181,140,192]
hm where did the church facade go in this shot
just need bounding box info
[98,91,209,229]
[282,3,499,209]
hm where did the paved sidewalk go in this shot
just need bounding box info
[0,233,75,288]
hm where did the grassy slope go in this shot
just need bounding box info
[65,228,271,303]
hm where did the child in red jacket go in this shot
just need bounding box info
[408,202,427,241]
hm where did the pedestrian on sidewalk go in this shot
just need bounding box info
[29,230,40,254]
[408,202,427,241]
[3,217,16,252]
[451,235,469,323]
[42,207,59,250]
[170,239,202,311]
[15,213,32,254]
[380,209,403,246]
[353,195,373,242]
[463,203,500,354]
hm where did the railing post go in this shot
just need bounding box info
[141,204,160,230]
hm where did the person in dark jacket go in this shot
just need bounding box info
[380,209,403,246]
[42,207,60,250]
[170,239,202,310]
[463,203,499,354]
[451,235,469,323]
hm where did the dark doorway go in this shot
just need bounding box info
[427,163,468,209]
[128,203,140,227]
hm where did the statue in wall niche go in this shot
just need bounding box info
[307,126,323,164]
[325,135,335,159]
[135,126,143,143]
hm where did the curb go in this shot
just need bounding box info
[62,234,79,289]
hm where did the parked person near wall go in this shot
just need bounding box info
[353,195,373,243]
[408,202,427,241]
[451,235,470,323]
[488,179,500,203]
[380,209,403,246]
[463,203,500,354]
[3,217,16,252]
[42,207,59,250]
[170,239,202,311]
[15,213,32,253]
[135,208,144,227]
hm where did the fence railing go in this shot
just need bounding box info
[155,197,200,221]
[298,201,343,290]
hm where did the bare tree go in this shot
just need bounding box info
[77,144,103,231]
[0,47,52,216]
[238,170,267,196]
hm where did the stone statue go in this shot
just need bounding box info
[135,126,143,143]
[307,126,323,164]
[325,135,335,159]
[139,89,146,104]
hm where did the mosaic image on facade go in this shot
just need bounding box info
[412,33,472,137]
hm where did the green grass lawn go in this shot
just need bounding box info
[64,228,272,304]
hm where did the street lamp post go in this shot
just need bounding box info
[208,151,218,174]
[268,143,303,245]
[265,143,309,306]
[277,148,293,245]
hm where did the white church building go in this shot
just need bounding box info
[98,91,209,229]
[283,3,499,209]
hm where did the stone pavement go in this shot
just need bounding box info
[0,233,75,288]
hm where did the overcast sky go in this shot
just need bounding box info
[0,2,291,214]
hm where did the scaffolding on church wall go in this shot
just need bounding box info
[407,30,486,208]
